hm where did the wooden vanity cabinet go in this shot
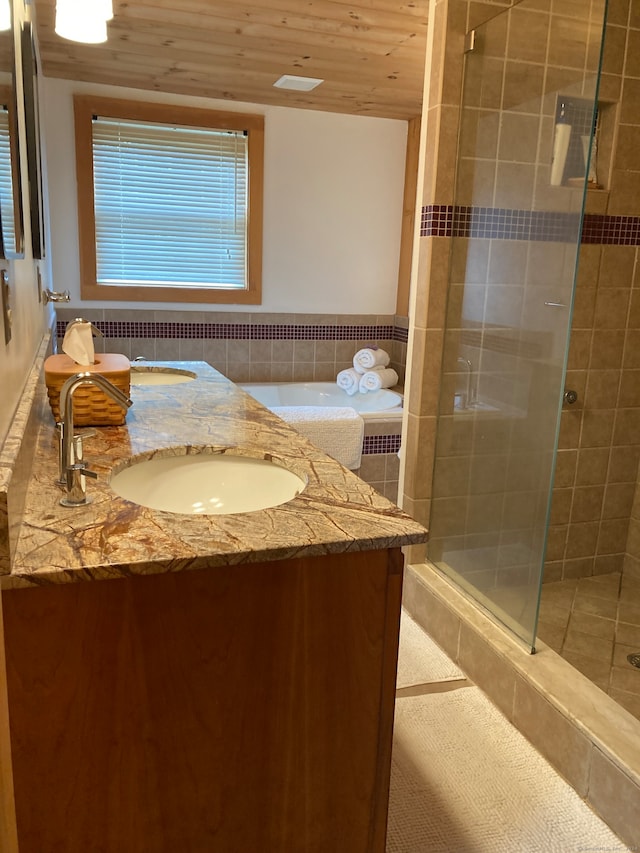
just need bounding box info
[0,547,403,852]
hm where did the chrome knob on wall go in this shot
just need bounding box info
[43,289,71,304]
[564,389,578,405]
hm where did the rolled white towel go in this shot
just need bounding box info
[359,367,399,394]
[353,347,390,374]
[336,367,361,396]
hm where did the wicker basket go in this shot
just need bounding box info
[44,353,131,426]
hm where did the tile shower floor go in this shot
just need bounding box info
[389,610,629,852]
[536,572,640,720]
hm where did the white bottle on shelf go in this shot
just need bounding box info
[550,103,572,186]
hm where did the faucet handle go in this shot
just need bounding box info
[55,425,98,486]
[68,462,98,480]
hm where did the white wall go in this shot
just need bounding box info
[42,78,407,315]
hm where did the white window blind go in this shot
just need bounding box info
[92,117,249,289]
[0,106,15,252]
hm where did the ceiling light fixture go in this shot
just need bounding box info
[0,0,10,31]
[55,0,111,44]
[273,75,324,92]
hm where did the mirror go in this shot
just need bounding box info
[20,18,44,259]
[0,9,24,259]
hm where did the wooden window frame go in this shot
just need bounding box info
[74,95,264,304]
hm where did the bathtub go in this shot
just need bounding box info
[240,381,403,421]
[241,381,403,499]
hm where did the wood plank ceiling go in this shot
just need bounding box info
[33,0,429,120]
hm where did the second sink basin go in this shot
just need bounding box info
[110,450,306,515]
[130,367,197,386]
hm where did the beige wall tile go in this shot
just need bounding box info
[570,486,605,522]
[584,370,620,409]
[432,455,472,498]
[555,449,578,486]
[602,23,627,76]
[249,362,271,382]
[613,409,640,445]
[624,28,640,78]
[442,0,467,106]
[603,483,636,519]
[606,0,630,27]
[546,525,568,560]
[624,330,640,369]
[598,72,623,104]
[597,517,630,554]
[618,370,640,407]
[595,553,625,574]
[549,17,589,69]
[421,107,442,204]
[507,9,549,63]
[494,162,536,208]
[227,340,251,362]
[588,749,640,849]
[620,78,640,127]
[567,329,592,371]
[402,413,437,503]
[609,446,640,483]
[601,246,636,288]
[590,331,625,370]
[513,675,592,795]
[628,290,640,329]
[609,169,640,213]
[403,570,462,663]
[580,410,615,448]
[458,622,516,719]
[614,124,640,172]
[270,363,294,382]
[292,363,314,382]
[224,362,251,382]
[572,287,597,328]
[566,522,600,558]
[594,289,631,330]
[563,557,596,579]
[503,61,545,112]
[575,448,610,485]
[434,106,464,205]
[428,241,454,330]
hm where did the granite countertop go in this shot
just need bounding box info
[5,362,427,589]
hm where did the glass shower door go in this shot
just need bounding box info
[427,0,607,649]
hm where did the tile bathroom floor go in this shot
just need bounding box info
[536,571,640,720]
[387,610,630,852]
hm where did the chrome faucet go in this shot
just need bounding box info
[456,357,475,409]
[57,372,133,507]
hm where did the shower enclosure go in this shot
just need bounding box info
[426,0,607,650]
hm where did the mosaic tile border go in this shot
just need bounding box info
[581,215,640,245]
[362,434,401,455]
[56,320,409,343]
[421,205,640,245]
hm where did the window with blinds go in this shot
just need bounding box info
[74,96,264,304]
[0,105,15,253]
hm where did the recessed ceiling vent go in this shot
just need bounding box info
[273,75,324,92]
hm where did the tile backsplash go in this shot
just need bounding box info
[54,309,408,385]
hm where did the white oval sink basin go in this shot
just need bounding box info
[110,452,306,514]
[130,368,196,386]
